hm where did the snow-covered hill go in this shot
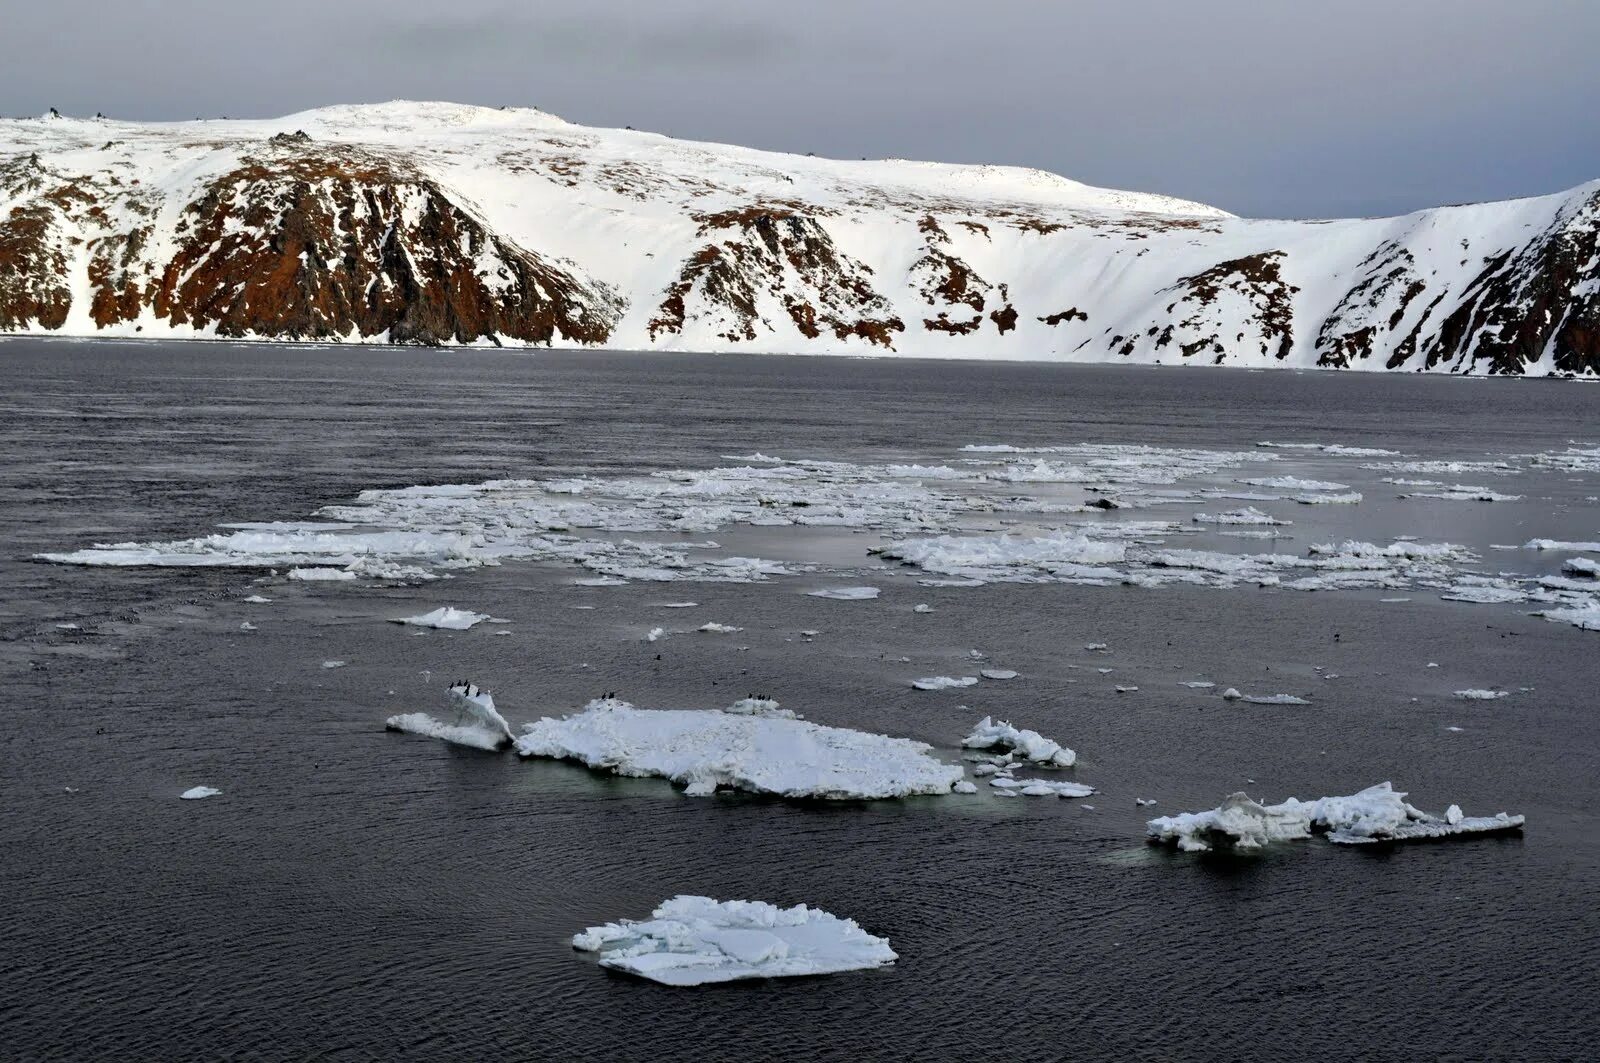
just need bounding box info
[2,101,1596,374]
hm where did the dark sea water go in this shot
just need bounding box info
[2,338,1598,1062]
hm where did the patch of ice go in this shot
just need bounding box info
[390,607,490,630]
[979,669,1019,681]
[1192,507,1290,526]
[912,676,979,691]
[1292,492,1363,505]
[571,896,896,986]
[386,682,515,751]
[1454,689,1510,700]
[321,660,346,669]
[990,777,1095,798]
[242,594,273,603]
[1147,782,1523,852]
[961,715,1076,767]
[697,622,743,634]
[807,586,880,601]
[1241,694,1310,705]
[1239,476,1350,491]
[179,786,221,800]
[1527,538,1600,553]
[515,698,964,799]
[287,567,357,581]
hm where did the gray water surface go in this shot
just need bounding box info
[2,340,1597,1061]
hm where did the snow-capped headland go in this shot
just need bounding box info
[3,101,1597,374]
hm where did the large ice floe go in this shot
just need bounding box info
[1146,782,1524,852]
[572,896,896,986]
[513,697,964,799]
[386,682,515,751]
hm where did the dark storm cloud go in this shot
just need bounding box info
[3,0,1597,218]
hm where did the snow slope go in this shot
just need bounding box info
[3,101,1598,373]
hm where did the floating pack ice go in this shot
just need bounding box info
[386,682,514,751]
[514,698,964,799]
[572,896,896,986]
[389,606,491,630]
[1146,782,1523,852]
[961,715,1077,767]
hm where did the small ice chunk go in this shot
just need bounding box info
[386,682,514,751]
[1116,685,1139,693]
[961,715,1076,767]
[179,786,221,800]
[1221,688,1243,700]
[807,586,880,601]
[1241,694,1310,706]
[390,607,490,631]
[990,777,1095,798]
[912,676,979,691]
[645,627,665,642]
[979,669,1019,681]
[953,780,979,794]
[287,567,357,582]
[1136,798,1157,807]
[658,602,700,608]
[239,621,257,631]
[1454,689,1510,700]
[242,594,273,603]
[321,660,346,669]
[913,603,933,613]
[571,896,897,985]
[1084,643,1109,652]
[697,622,744,634]
[1179,681,1215,689]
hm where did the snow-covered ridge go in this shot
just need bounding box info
[3,101,1597,374]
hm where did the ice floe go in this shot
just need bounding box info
[390,607,490,630]
[1191,507,1290,526]
[1239,476,1350,491]
[571,896,896,986]
[1292,492,1363,505]
[287,567,357,581]
[961,716,1076,767]
[1147,782,1523,852]
[912,676,979,691]
[1454,689,1510,700]
[514,698,964,799]
[697,622,743,633]
[386,682,515,751]
[808,586,881,601]
[990,777,1095,798]
[179,786,222,800]
[979,668,1019,681]
[1526,538,1600,553]
[1241,693,1310,705]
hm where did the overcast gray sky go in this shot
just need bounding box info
[5,0,1596,218]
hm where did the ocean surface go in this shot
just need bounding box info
[2,338,1597,1061]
